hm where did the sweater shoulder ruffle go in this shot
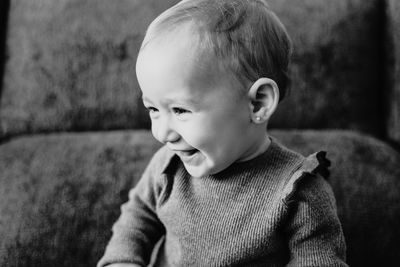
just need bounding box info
[281,151,331,204]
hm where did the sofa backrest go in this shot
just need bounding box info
[386,0,400,144]
[0,0,398,142]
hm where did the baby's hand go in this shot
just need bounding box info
[106,264,142,267]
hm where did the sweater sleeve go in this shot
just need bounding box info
[283,154,348,267]
[97,147,171,267]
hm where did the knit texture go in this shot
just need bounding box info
[98,139,347,267]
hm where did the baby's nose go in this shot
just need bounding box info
[153,119,180,144]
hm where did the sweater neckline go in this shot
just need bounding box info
[205,138,282,179]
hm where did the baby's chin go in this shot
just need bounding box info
[183,163,210,178]
[182,160,216,178]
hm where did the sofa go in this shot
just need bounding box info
[0,0,399,266]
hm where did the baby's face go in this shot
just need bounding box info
[136,29,261,177]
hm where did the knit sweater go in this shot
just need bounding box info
[98,139,347,267]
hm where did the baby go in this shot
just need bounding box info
[98,0,347,266]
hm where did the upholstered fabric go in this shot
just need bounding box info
[0,0,387,138]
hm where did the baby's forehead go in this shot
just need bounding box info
[140,26,246,93]
[145,31,225,73]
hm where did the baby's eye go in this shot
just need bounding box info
[146,106,158,114]
[172,107,190,115]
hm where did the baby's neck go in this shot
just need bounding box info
[238,134,271,163]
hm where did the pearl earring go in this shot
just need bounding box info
[256,116,261,121]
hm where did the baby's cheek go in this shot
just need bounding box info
[150,123,161,142]
[188,132,215,150]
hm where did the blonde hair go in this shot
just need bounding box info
[141,0,292,101]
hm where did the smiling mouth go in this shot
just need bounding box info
[174,149,198,160]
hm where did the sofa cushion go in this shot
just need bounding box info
[0,130,161,267]
[0,130,399,266]
[0,0,385,139]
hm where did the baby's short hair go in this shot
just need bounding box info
[142,0,292,101]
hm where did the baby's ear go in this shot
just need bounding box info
[247,78,279,124]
